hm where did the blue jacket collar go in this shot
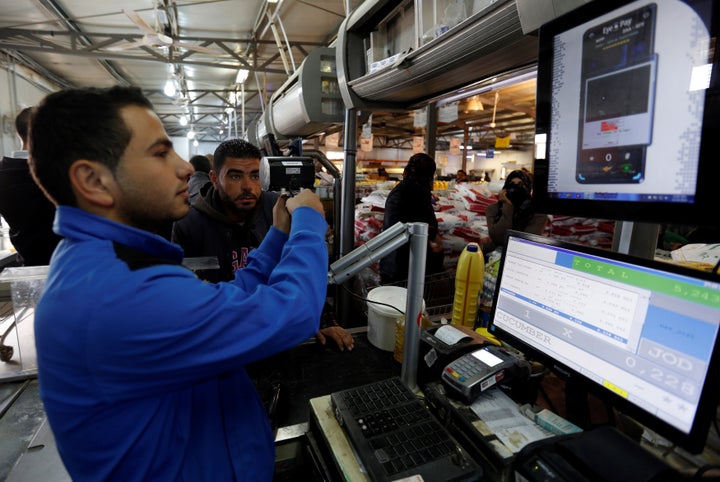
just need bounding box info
[55,205,184,265]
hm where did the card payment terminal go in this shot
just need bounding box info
[441,345,518,404]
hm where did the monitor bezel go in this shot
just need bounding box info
[488,230,720,453]
[532,0,720,227]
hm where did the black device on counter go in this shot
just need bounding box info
[513,425,679,482]
[418,325,485,388]
[330,377,483,482]
[441,345,522,404]
[262,156,315,194]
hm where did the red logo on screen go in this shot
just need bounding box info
[601,121,619,132]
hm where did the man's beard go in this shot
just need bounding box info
[221,189,258,217]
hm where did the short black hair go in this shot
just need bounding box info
[213,138,261,171]
[15,107,33,142]
[189,155,211,173]
[29,86,153,206]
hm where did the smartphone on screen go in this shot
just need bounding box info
[576,3,657,184]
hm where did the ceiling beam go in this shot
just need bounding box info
[0,28,325,74]
[35,0,129,86]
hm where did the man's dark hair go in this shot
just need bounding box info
[15,107,33,143]
[213,138,261,171]
[29,86,153,207]
[189,155,211,173]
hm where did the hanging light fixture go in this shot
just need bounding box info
[466,95,483,112]
[179,114,188,126]
[163,77,176,97]
[163,64,177,97]
[235,69,249,85]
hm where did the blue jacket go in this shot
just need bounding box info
[171,187,280,282]
[35,205,328,481]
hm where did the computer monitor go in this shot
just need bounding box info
[533,0,719,226]
[488,231,720,453]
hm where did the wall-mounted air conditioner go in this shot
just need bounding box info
[268,47,345,138]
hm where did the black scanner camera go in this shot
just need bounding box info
[260,156,316,196]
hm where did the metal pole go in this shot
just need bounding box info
[340,109,358,259]
[241,82,246,137]
[402,222,428,391]
[338,109,358,325]
[425,103,437,158]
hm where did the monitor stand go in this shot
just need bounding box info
[612,221,660,259]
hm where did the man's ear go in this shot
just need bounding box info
[69,160,115,208]
[210,169,219,188]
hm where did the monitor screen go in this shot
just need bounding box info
[488,231,720,453]
[533,0,719,226]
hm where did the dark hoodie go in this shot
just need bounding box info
[172,186,279,282]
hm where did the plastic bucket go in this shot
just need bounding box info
[366,286,424,352]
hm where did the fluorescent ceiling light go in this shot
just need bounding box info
[235,69,249,84]
[163,78,176,97]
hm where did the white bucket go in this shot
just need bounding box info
[366,286,424,352]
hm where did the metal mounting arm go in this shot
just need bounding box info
[327,221,428,390]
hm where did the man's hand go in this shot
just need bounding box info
[285,189,324,217]
[272,195,291,235]
[429,235,443,253]
[316,326,355,351]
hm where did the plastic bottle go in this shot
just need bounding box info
[451,242,485,327]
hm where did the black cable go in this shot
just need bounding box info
[692,464,720,480]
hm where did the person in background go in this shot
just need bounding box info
[29,86,329,481]
[485,169,547,250]
[455,169,468,183]
[0,106,61,266]
[380,152,444,284]
[172,138,354,351]
[377,167,389,180]
[188,154,212,202]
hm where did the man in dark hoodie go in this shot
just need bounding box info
[172,138,354,351]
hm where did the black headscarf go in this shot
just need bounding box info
[496,169,535,228]
[403,153,436,191]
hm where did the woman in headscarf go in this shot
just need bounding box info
[379,153,444,284]
[485,169,548,250]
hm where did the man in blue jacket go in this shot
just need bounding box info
[29,86,329,481]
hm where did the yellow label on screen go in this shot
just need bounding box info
[603,380,628,398]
